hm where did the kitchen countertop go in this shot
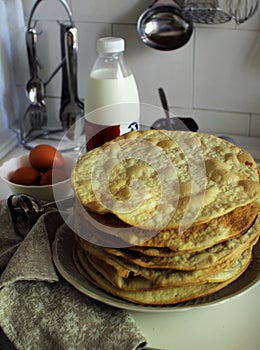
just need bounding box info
[0,136,260,350]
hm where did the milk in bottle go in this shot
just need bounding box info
[85,37,140,150]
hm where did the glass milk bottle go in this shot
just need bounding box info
[85,37,140,150]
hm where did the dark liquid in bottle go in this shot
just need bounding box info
[85,120,120,151]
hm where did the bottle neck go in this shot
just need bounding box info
[99,51,123,59]
[92,51,132,78]
[98,51,124,67]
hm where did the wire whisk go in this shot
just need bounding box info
[226,0,259,24]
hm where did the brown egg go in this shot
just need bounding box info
[39,169,68,186]
[9,167,40,186]
[29,144,64,172]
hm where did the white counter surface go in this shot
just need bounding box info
[0,140,260,350]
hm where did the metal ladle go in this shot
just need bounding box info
[137,0,193,51]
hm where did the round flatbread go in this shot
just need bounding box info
[78,216,259,272]
[75,200,259,250]
[71,129,260,305]
[73,242,252,305]
[72,130,260,230]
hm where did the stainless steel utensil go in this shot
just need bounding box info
[183,0,259,24]
[22,26,47,141]
[7,193,74,238]
[226,0,259,24]
[59,23,72,108]
[22,97,47,142]
[25,28,45,103]
[154,87,199,131]
[158,87,172,129]
[21,0,76,147]
[60,27,85,140]
[27,0,74,29]
[137,0,193,51]
[23,101,47,134]
[183,0,232,24]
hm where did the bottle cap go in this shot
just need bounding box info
[97,37,125,53]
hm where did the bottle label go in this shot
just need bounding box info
[86,120,139,151]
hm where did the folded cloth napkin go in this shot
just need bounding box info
[0,200,146,350]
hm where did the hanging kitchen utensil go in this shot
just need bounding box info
[226,0,259,24]
[27,0,74,29]
[22,27,48,141]
[25,0,74,94]
[21,0,76,148]
[59,22,72,108]
[25,28,45,103]
[137,0,193,51]
[183,0,232,24]
[60,27,85,140]
[183,0,259,24]
[22,100,47,140]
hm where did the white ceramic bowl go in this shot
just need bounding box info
[0,154,76,202]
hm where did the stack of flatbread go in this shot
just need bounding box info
[71,130,260,305]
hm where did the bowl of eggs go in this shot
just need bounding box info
[0,144,76,201]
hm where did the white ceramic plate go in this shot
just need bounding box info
[52,223,260,313]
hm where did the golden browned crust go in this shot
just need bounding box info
[72,130,260,230]
[73,242,253,305]
[71,130,260,305]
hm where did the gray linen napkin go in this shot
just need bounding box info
[0,200,146,350]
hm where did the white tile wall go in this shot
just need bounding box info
[194,28,260,114]
[14,0,260,136]
[71,0,151,23]
[251,114,260,136]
